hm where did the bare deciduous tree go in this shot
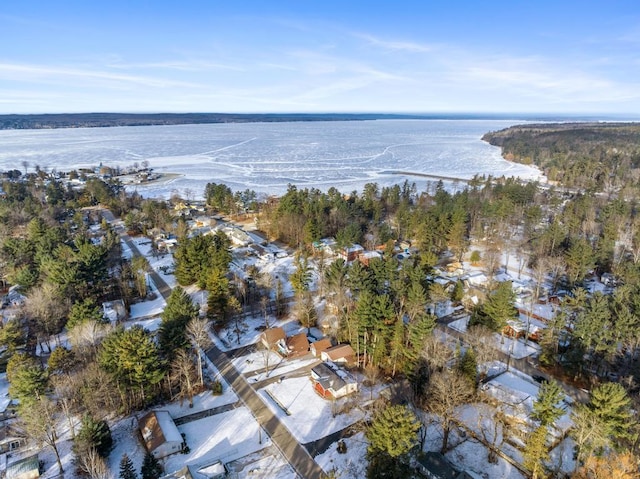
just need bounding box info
[426,370,475,454]
[52,374,80,439]
[466,325,497,367]
[75,446,112,479]
[420,334,455,376]
[186,317,212,387]
[169,349,198,408]
[68,320,112,362]
[19,397,64,474]
[25,283,69,352]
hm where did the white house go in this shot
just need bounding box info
[310,362,358,400]
[139,411,183,459]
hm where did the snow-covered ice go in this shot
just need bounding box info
[0,120,544,198]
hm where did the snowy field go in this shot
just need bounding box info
[0,120,544,198]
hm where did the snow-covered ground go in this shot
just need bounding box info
[448,317,540,359]
[164,407,268,474]
[315,432,369,478]
[258,376,366,444]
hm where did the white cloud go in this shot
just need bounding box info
[355,32,434,53]
[107,60,244,72]
[0,62,203,89]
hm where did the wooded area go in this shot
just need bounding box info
[1,122,640,477]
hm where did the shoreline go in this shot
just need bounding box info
[119,172,183,186]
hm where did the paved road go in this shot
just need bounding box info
[206,345,327,479]
[104,209,326,479]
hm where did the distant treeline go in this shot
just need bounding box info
[483,122,640,190]
[0,112,453,130]
[0,112,602,130]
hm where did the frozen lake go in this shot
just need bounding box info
[0,119,543,198]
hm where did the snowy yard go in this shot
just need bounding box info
[259,376,366,444]
[164,407,268,474]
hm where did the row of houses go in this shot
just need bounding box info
[259,327,359,400]
[259,327,356,365]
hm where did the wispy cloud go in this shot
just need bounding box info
[354,33,433,53]
[107,60,244,72]
[0,62,203,89]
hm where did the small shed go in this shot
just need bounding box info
[6,454,40,479]
[139,411,183,459]
[321,344,356,365]
[102,299,127,323]
[310,338,333,357]
[416,451,465,479]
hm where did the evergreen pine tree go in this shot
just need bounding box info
[119,453,138,479]
[74,414,113,458]
[140,451,163,479]
[206,268,230,323]
[479,281,517,331]
[531,380,564,426]
[457,348,477,387]
[588,382,634,442]
[366,404,420,458]
[522,425,549,479]
[159,287,199,358]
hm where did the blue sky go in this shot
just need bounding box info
[1,1,639,114]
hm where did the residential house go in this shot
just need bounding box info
[5,454,40,479]
[221,226,251,247]
[357,250,382,267]
[338,244,364,262]
[321,344,356,365]
[0,425,26,454]
[503,319,526,339]
[259,327,287,355]
[312,238,338,256]
[310,362,358,400]
[138,411,183,460]
[462,271,488,288]
[310,338,333,357]
[286,332,309,358]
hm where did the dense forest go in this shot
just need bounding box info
[483,123,640,191]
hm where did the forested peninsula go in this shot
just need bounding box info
[483,122,640,190]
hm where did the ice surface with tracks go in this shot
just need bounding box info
[0,119,542,198]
